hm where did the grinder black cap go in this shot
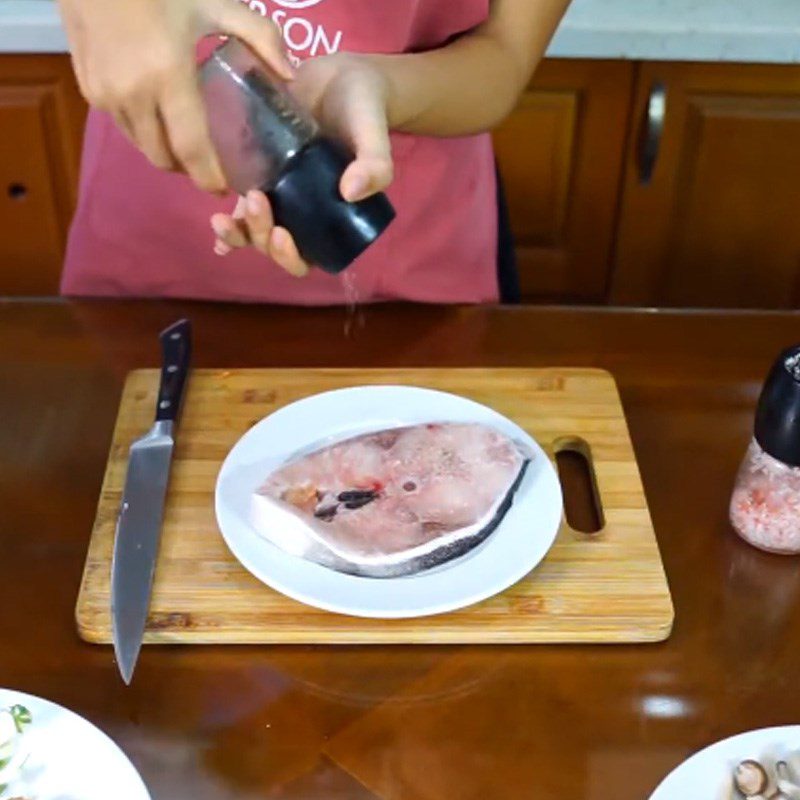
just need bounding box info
[268,136,396,275]
[754,344,800,468]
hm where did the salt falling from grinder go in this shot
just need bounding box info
[730,344,800,554]
[199,38,396,274]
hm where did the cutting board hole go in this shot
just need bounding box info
[554,437,604,534]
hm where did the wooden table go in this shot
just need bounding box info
[2,299,800,799]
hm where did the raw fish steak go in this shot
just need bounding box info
[249,422,530,578]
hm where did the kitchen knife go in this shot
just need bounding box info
[111,318,192,685]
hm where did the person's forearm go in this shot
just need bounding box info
[370,0,570,137]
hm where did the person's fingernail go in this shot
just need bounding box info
[272,228,289,254]
[211,217,229,237]
[214,240,231,256]
[246,191,263,216]
[345,175,367,201]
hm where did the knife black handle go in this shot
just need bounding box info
[156,319,192,423]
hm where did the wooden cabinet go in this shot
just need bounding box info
[611,63,800,309]
[0,55,86,295]
[493,60,633,303]
[497,59,800,308]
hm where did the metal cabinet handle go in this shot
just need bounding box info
[638,81,666,185]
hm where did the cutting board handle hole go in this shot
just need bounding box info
[553,437,604,534]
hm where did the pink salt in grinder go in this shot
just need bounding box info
[730,344,800,553]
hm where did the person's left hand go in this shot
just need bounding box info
[211,53,393,276]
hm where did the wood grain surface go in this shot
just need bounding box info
[7,301,800,800]
[76,367,673,644]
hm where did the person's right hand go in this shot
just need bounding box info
[58,0,293,193]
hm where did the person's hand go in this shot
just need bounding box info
[58,0,293,192]
[211,54,393,276]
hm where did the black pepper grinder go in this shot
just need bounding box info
[199,38,396,274]
[729,345,800,553]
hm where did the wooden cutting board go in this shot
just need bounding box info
[76,368,674,644]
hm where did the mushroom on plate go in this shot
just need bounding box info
[734,760,769,798]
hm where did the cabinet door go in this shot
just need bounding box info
[611,63,800,309]
[0,55,87,295]
[493,60,633,303]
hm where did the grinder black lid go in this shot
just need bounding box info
[754,344,800,467]
[268,136,396,274]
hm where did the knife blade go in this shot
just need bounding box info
[112,318,192,685]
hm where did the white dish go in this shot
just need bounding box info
[649,726,800,799]
[215,385,563,619]
[0,688,150,800]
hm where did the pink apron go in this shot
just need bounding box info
[61,0,499,305]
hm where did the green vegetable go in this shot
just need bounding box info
[9,705,31,734]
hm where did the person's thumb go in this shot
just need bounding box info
[204,0,294,80]
[336,81,393,201]
[340,153,393,202]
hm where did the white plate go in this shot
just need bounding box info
[215,385,563,618]
[0,688,150,800]
[649,726,800,799]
